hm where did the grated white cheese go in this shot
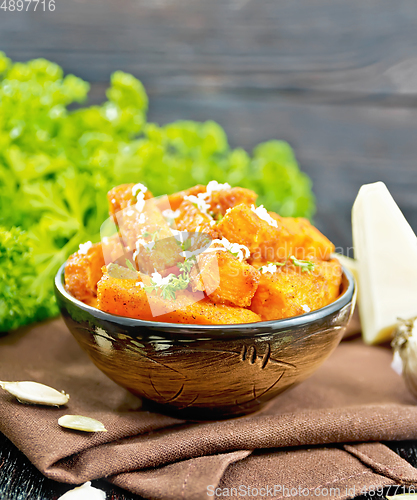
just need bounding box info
[78,241,93,255]
[136,237,148,247]
[184,194,211,215]
[210,237,250,262]
[184,180,231,217]
[135,192,146,213]
[134,237,155,259]
[125,209,146,221]
[260,263,277,274]
[162,208,180,220]
[132,183,148,197]
[301,304,311,313]
[202,180,231,198]
[151,271,172,286]
[251,205,278,228]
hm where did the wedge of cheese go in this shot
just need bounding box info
[352,181,417,344]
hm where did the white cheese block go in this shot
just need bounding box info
[352,181,417,344]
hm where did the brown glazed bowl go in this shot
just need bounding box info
[55,263,356,420]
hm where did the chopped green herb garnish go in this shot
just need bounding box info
[125,259,137,272]
[182,238,192,252]
[177,255,197,274]
[144,256,197,301]
[141,229,161,242]
[258,258,314,274]
[290,256,315,273]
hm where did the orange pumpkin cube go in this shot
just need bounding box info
[97,266,261,324]
[217,204,334,262]
[250,258,342,321]
[174,200,219,238]
[191,249,260,307]
[65,242,105,306]
[107,183,153,218]
[209,186,257,217]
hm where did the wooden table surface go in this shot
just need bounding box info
[1,1,417,498]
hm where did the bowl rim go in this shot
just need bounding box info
[55,261,355,335]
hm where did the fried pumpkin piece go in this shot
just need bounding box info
[217,204,334,262]
[65,242,105,306]
[168,298,261,325]
[97,265,261,324]
[111,196,183,275]
[167,185,206,211]
[190,248,260,307]
[167,183,257,218]
[96,265,153,319]
[269,213,335,261]
[250,258,343,321]
[209,186,257,217]
[216,203,292,259]
[101,233,134,268]
[107,183,153,217]
[174,200,218,238]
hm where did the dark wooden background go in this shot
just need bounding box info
[2,0,417,251]
[1,1,417,498]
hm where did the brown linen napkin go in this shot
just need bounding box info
[1,318,417,500]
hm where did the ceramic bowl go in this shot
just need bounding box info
[55,263,356,420]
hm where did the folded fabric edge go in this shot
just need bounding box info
[40,404,417,484]
[344,442,417,485]
[106,450,252,500]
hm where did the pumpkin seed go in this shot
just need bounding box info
[57,481,106,499]
[0,381,69,406]
[58,415,107,433]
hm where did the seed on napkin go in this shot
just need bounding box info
[0,381,69,406]
[58,415,107,433]
[57,481,106,499]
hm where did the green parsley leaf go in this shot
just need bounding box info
[125,259,137,272]
[0,227,57,332]
[290,256,315,273]
[141,229,161,242]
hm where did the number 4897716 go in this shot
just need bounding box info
[1,0,55,11]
